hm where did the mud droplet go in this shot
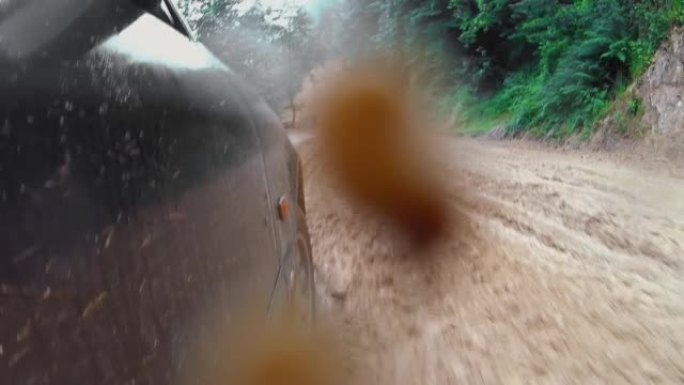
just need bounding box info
[103,227,114,249]
[16,321,31,342]
[81,292,109,319]
[9,346,30,367]
[43,286,51,300]
[169,211,186,221]
[140,235,151,249]
[1,120,10,136]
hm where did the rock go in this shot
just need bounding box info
[588,27,684,166]
[636,26,684,135]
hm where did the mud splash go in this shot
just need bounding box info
[313,60,450,248]
[183,306,358,385]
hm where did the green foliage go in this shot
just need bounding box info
[598,92,648,138]
[458,0,670,136]
[627,97,643,116]
[368,0,461,92]
[180,0,680,135]
[363,0,681,137]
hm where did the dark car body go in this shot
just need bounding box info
[0,1,310,383]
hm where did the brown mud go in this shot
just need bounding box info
[298,136,684,384]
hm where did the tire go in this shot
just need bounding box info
[293,208,316,323]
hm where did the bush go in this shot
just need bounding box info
[352,0,680,137]
[444,0,681,137]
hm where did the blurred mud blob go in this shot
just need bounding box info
[313,58,450,248]
[186,306,354,385]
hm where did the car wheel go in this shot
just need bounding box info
[289,208,316,324]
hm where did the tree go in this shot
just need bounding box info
[274,8,321,125]
[335,0,681,136]
[175,0,322,112]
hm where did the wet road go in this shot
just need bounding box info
[297,136,684,384]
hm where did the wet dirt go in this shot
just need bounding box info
[296,135,684,384]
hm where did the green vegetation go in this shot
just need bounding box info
[178,0,682,137]
[364,0,683,137]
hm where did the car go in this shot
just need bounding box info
[0,0,314,383]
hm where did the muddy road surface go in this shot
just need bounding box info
[297,136,684,384]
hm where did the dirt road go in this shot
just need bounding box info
[297,136,684,384]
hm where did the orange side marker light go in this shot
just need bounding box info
[277,196,290,221]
